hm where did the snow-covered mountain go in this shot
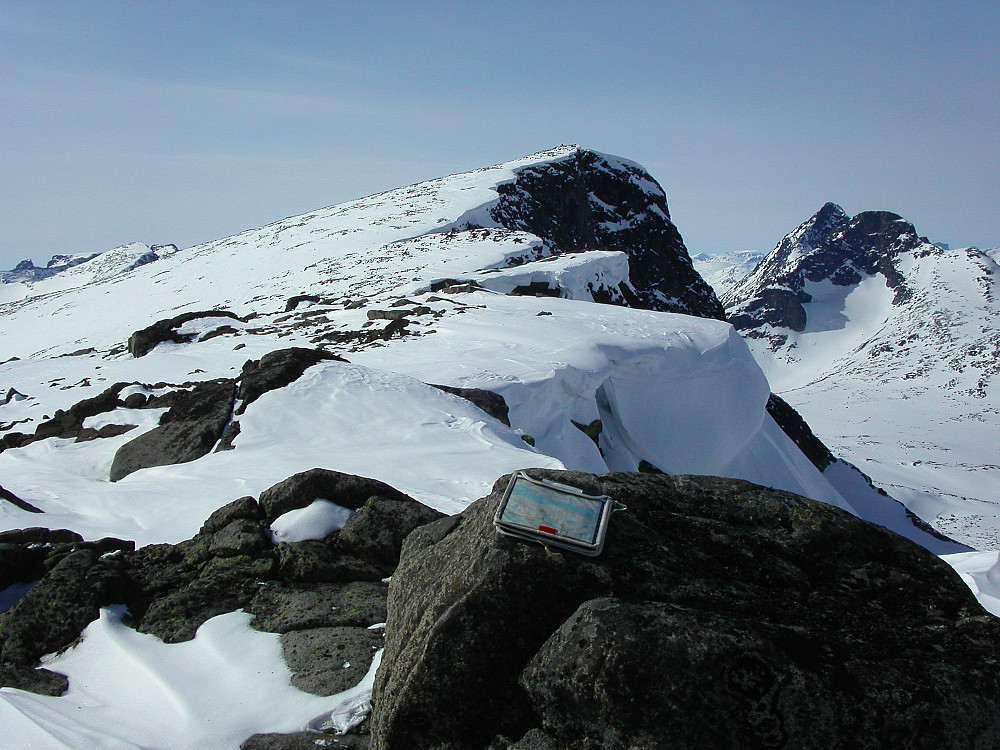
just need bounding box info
[691,250,764,296]
[0,148,992,748]
[724,203,1000,548]
[0,242,178,304]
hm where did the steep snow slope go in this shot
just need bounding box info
[725,205,1000,548]
[692,250,764,296]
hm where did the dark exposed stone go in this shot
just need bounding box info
[130,553,276,643]
[337,497,445,573]
[429,279,484,294]
[2,388,27,406]
[429,384,510,426]
[75,423,137,442]
[123,393,146,409]
[209,519,271,558]
[0,549,128,671]
[241,732,369,750]
[248,581,388,634]
[215,419,241,451]
[199,496,264,535]
[370,470,1000,750]
[237,348,347,415]
[507,281,561,298]
[258,468,415,522]
[0,528,83,545]
[0,484,42,513]
[32,382,130,442]
[490,149,725,320]
[366,309,409,321]
[766,393,835,471]
[571,418,602,446]
[285,295,323,312]
[199,325,239,342]
[109,379,236,481]
[128,310,242,358]
[276,540,384,584]
[281,625,384,695]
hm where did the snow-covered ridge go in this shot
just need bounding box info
[0,145,721,359]
[0,243,178,305]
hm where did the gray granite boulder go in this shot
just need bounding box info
[370,470,1000,750]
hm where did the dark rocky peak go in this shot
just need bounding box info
[801,201,850,243]
[724,204,935,337]
[1,258,56,284]
[489,148,726,320]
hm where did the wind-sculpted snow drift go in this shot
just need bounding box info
[0,147,990,747]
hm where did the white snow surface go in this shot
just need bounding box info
[269,499,356,544]
[691,250,765,296]
[0,607,380,749]
[0,146,992,748]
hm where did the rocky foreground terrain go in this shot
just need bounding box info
[4,467,1000,749]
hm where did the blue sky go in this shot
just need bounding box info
[1,1,997,268]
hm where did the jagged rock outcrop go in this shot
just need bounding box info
[0,468,442,729]
[127,310,242,358]
[0,485,42,513]
[0,539,133,695]
[370,470,1000,750]
[490,149,726,320]
[258,468,417,522]
[724,203,931,345]
[109,378,237,481]
[765,393,834,471]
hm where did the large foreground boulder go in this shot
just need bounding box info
[370,470,1000,750]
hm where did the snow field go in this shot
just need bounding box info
[0,607,381,749]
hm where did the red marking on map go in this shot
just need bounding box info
[537,525,557,534]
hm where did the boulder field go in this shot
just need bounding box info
[2,470,999,749]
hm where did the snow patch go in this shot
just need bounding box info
[269,499,356,544]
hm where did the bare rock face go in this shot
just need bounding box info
[724,203,930,346]
[0,468,440,739]
[489,149,725,320]
[236,347,347,415]
[109,378,237,481]
[258,468,416,522]
[0,547,131,695]
[370,470,1000,750]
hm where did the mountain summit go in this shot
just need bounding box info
[723,203,938,343]
[723,203,1000,548]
